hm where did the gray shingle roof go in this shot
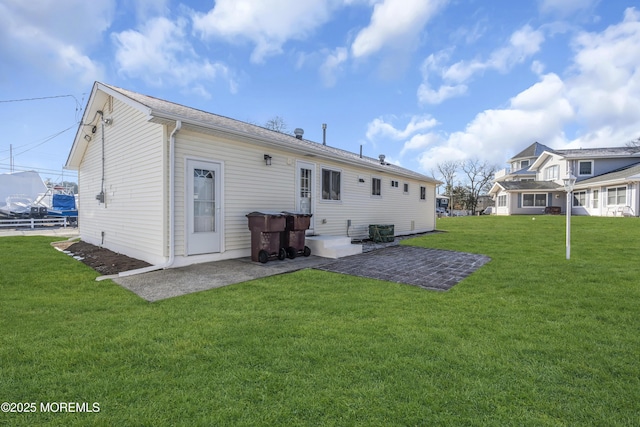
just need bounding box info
[511,142,553,160]
[554,147,640,158]
[101,83,439,183]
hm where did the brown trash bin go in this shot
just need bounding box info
[281,211,312,259]
[246,211,286,263]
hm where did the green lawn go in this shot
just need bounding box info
[1,216,639,426]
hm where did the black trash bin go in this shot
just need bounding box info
[281,211,312,259]
[246,211,287,263]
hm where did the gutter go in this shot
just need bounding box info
[99,120,182,280]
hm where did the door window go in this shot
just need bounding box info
[193,168,215,233]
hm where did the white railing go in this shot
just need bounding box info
[494,168,511,180]
[0,217,76,229]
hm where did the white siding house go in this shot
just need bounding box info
[65,82,440,267]
[490,142,640,217]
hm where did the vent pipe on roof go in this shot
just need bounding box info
[360,144,363,158]
[294,128,304,139]
[322,123,327,145]
[379,154,386,165]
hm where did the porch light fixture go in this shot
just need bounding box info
[264,154,272,166]
[563,170,577,260]
[84,134,92,142]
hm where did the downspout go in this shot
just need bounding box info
[102,120,182,280]
[165,120,181,268]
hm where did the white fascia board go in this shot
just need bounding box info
[66,83,155,169]
[488,182,505,195]
[96,83,153,120]
[529,151,559,171]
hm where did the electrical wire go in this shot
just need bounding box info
[0,124,76,159]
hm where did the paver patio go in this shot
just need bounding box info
[316,245,491,291]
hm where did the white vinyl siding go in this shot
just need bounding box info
[174,129,295,257]
[312,164,435,238]
[77,97,166,264]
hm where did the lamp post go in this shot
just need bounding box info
[563,170,577,260]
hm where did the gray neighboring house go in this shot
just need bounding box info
[489,142,640,216]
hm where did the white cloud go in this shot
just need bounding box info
[192,0,337,64]
[413,8,640,172]
[319,47,349,87]
[417,82,467,104]
[401,133,443,156]
[366,115,438,141]
[413,73,574,171]
[128,0,170,21]
[113,17,237,95]
[418,25,545,104]
[565,7,640,137]
[351,0,449,58]
[538,0,599,17]
[0,0,113,84]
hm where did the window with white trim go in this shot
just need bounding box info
[420,186,426,200]
[544,165,559,180]
[322,168,341,201]
[371,177,381,196]
[573,191,586,207]
[520,160,530,168]
[578,160,593,176]
[522,193,547,207]
[607,186,626,206]
[592,189,599,208]
[498,195,507,207]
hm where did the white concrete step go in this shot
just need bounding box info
[305,235,362,259]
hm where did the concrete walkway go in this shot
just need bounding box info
[113,245,491,301]
[113,255,332,302]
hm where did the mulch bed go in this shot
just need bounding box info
[53,240,151,275]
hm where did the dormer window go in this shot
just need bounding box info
[578,160,593,176]
[520,160,530,169]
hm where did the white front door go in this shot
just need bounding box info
[296,161,315,232]
[186,159,222,255]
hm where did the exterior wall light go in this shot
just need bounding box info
[264,154,272,166]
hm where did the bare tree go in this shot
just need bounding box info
[626,137,640,149]
[460,158,497,215]
[436,160,459,199]
[264,116,289,134]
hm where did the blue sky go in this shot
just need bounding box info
[1,0,639,184]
